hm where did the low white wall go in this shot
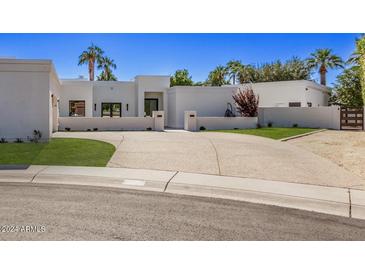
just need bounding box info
[58,117,155,131]
[258,106,341,129]
[197,117,258,130]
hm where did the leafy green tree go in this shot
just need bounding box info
[331,66,363,107]
[97,56,117,81]
[237,57,310,83]
[206,66,229,86]
[226,60,243,84]
[78,43,104,81]
[307,49,344,86]
[348,36,365,103]
[170,69,194,86]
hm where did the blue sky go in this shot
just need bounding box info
[0,33,360,86]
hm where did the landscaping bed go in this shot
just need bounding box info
[0,138,115,167]
[209,127,318,140]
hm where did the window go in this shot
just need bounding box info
[289,102,301,107]
[144,99,159,117]
[101,103,121,117]
[69,101,85,117]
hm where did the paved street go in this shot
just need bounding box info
[1,182,365,240]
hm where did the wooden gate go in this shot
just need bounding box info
[340,107,364,130]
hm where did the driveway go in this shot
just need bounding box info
[53,131,365,188]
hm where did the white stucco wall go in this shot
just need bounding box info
[258,106,340,129]
[92,81,136,117]
[0,59,53,140]
[58,117,155,131]
[59,80,93,117]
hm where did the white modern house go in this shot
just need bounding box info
[0,58,330,140]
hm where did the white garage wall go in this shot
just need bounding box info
[258,106,341,129]
[169,86,237,128]
[0,60,52,140]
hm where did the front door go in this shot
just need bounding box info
[144,99,158,117]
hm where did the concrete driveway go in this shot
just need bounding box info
[53,131,365,188]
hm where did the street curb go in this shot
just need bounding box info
[1,165,365,220]
[280,129,327,142]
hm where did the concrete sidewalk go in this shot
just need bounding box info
[1,165,365,220]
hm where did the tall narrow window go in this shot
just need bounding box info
[69,101,85,117]
[101,103,122,117]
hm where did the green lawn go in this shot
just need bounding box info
[0,138,115,167]
[210,127,319,140]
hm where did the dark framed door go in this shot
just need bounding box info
[144,99,158,117]
[102,103,122,117]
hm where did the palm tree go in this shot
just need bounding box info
[97,70,117,81]
[307,49,344,86]
[226,60,243,84]
[78,44,104,81]
[207,66,228,86]
[97,56,117,81]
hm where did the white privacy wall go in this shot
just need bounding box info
[197,117,258,130]
[0,59,53,140]
[258,106,341,129]
[58,117,155,131]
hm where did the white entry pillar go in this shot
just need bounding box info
[152,111,165,131]
[184,111,197,131]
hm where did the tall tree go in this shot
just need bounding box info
[97,70,118,81]
[331,66,363,107]
[97,56,117,81]
[237,57,310,84]
[348,36,365,103]
[170,69,194,86]
[206,66,229,86]
[226,60,243,84]
[78,44,104,81]
[306,49,344,86]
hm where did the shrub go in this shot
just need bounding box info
[232,85,259,117]
[267,122,273,128]
[87,129,91,131]
[200,126,206,131]
[256,123,262,129]
[292,123,298,128]
[65,128,71,131]
[234,128,239,130]
[93,128,98,131]
[29,130,42,143]
[14,138,23,143]
[146,127,152,131]
[0,138,8,143]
